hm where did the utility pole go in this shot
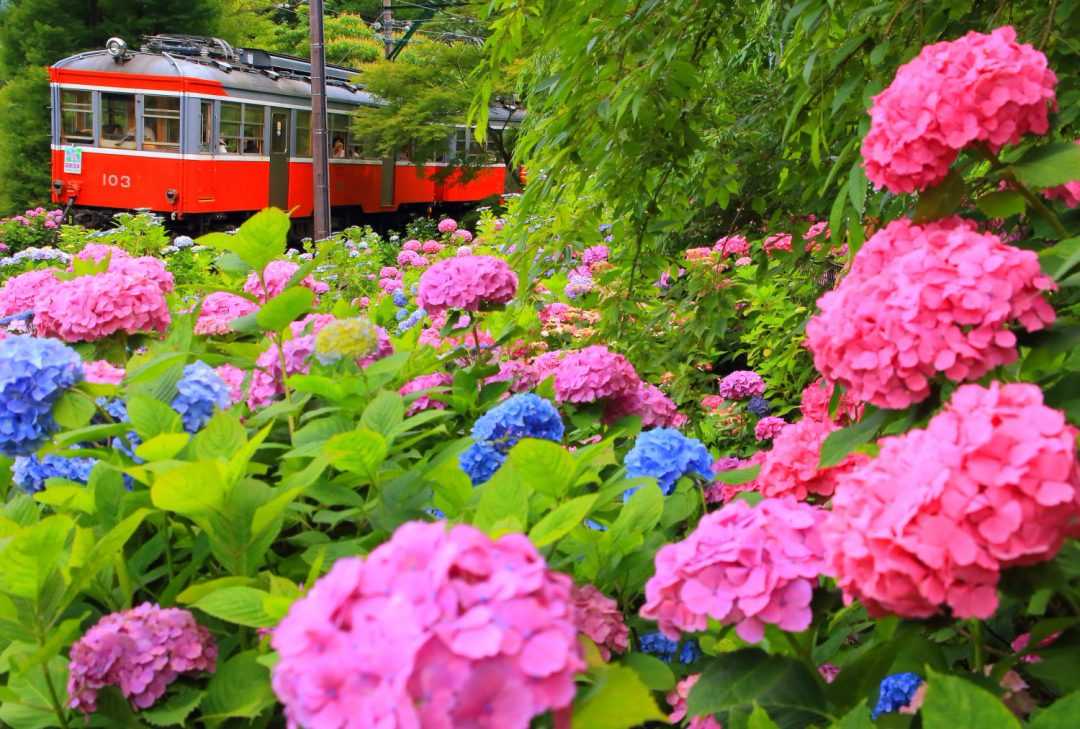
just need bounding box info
[310,0,331,240]
[382,0,393,58]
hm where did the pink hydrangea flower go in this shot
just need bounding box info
[34,271,170,342]
[1011,632,1061,664]
[246,315,334,409]
[862,27,1057,193]
[399,372,453,415]
[806,217,1055,409]
[706,451,767,505]
[194,292,258,335]
[422,240,444,254]
[762,233,792,254]
[379,277,404,293]
[417,255,518,315]
[754,416,786,441]
[100,255,175,294]
[0,268,61,316]
[437,218,458,233]
[82,360,125,385]
[571,584,629,661]
[67,603,216,713]
[457,245,474,256]
[453,229,474,243]
[714,235,749,256]
[397,249,427,268]
[667,674,723,729]
[734,256,753,267]
[358,326,393,368]
[404,239,422,251]
[581,245,609,266]
[214,364,247,406]
[701,395,725,412]
[243,260,329,303]
[642,498,828,643]
[605,381,687,428]
[485,359,538,394]
[380,266,401,279]
[553,345,639,404]
[804,222,830,240]
[717,370,765,400]
[270,521,584,729]
[799,378,863,425]
[756,418,866,501]
[683,247,715,262]
[819,664,840,684]
[825,382,1080,619]
[75,243,129,264]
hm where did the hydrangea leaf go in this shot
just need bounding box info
[255,286,314,332]
[1011,143,1080,189]
[192,586,277,628]
[141,687,204,727]
[529,493,597,547]
[922,669,1020,729]
[200,650,276,725]
[571,664,666,729]
[1028,691,1080,729]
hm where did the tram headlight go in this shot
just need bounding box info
[105,37,128,60]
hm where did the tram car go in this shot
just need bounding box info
[48,35,519,232]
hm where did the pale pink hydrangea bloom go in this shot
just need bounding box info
[531,350,567,385]
[246,315,334,409]
[806,217,1055,409]
[34,271,170,342]
[799,378,863,425]
[825,382,1080,620]
[734,256,753,267]
[379,277,404,293]
[214,364,247,405]
[243,260,329,303]
[422,239,444,254]
[717,370,765,400]
[0,268,60,316]
[667,674,723,729]
[756,418,866,501]
[762,233,792,254]
[457,245,474,256]
[74,243,129,263]
[270,521,584,729]
[397,249,427,268]
[553,345,639,404]
[399,372,453,415]
[194,292,258,335]
[437,217,458,233]
[453,229,474,243]
[581,245,609,266]
[714,235,749,256]
[571,584,629,661]
[642,498,827,643]
[862,26,1057,193]
[700,394,725,412]
[380,266,401,279]
[416,255,518,315]
[754,416,786,441]
[82,360,125,385]
[484,359,538,394]
[403,239,422,251]
[100,255,175,294]
[67,603,216,713]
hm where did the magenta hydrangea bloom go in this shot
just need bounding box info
[799,378,863,425]
[604,381,687,428]
[754,416,786,442]
[453,229,474,243]
[0,268,61,316]
[194,292,258,335]
[74,245,175,293]
[553,345,639,405]
[83,360,125,385]
[825,382,1080,620]
[762,233,792,254]
[243,260,329,303]
[68,603,217,713]
[667,674,723,729]
[437,217,458,233]
[806,217,1055,409]
[756,418,866,501]
[717,370,765,400]
[399,372,453,416]
[642,498,828,643]
[714,235,749,256]
[416,255,518,315]
[246,314,333,409]
[862,26,1057,193]
[271,521,584,729]
[404,239,422,251]
[214,364,247,405]
[571,584,629,661]
[397,249,427,268]
[485,358,539,394]
[581,245,609,266]
[34,271,170,342]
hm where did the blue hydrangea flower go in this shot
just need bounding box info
[0,336,83,456]
[97,397,141,460]
[872,673,924,720]
[459,442,506,486]
[395,308,409,321]
[471,394,564,454]
[171,362,231,433]
[584,519,608,532]
[392,290,409,307]
[624,428,713,497]
[13,452,98,493]
[747,396,771,417]
[638,632,701,664]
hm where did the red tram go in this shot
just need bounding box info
[49,35,517,232]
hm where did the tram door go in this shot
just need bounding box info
[269,110,290,210]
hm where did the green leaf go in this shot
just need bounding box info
[256,286,314,332]
[976,190,1026,219]
[126,394,182,440]
[360,390,405,438]
[622,652,675,692]
[134,432,191,462]
[192,586,277,627]
[323,429,388,482]
[506,438,576,498]
[141,687,203,726]
[818,407,888,468]
[529,494,597,547]
[830,701,874,729]
[914,169,966,222]
[572,664,666,729]
[0,515,73,600]
[1028,691,1080,729]
[200,208,288,273]
[199,650,275,725]
[748,704,781,729]
[714,465,760,484]
[848,163,867,215]
[687,649,828,728]
[473,461,529,535]
[0,656,68,729]
[176,576,259,604]
[53,389,97,429]
[1011,142,1080,189]
[1040,236,1080,281]
[602,484,663,559]
[921,669,1020,729]
[192,410,248,461]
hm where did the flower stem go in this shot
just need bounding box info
[971,620,986,673]
[42,661,70,729]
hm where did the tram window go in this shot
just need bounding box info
[295,110,311,157]
[199,100,214,153]
[452,127,467,159]
[101,93,136,149]
[329,113,351,159]
[142,96,180,151]
[220,102,242,153]
[60,90,93,145]
[242,105,265,155]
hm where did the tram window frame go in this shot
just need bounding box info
[199,100,215,154]
[329,112,352,159]
[243,105,266,155]
[141,95,181,151]
[60,90,94,146]
[295,110,312,158]
[100,92,137,150]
